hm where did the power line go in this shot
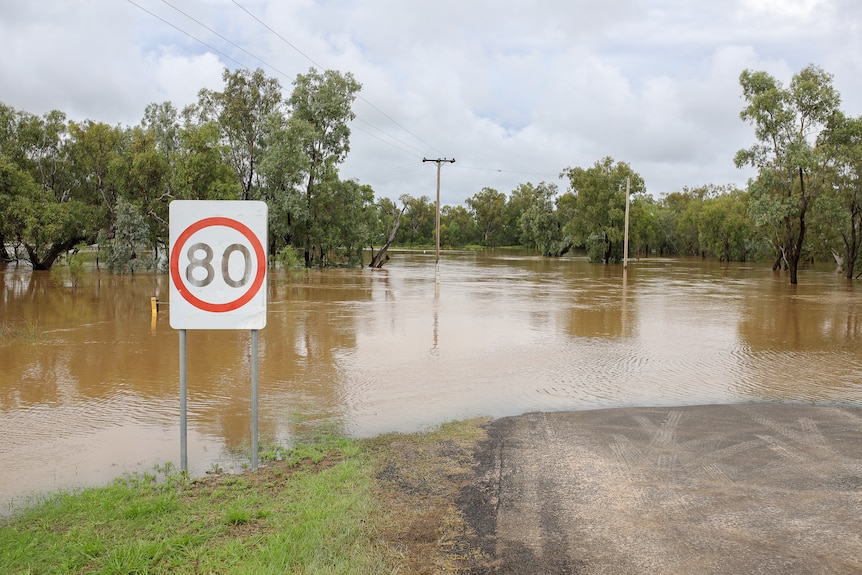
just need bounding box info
[352,117,430,157]
[453,163,562,179]
[352,163,427,183]
[230,0,445,157]
[130,0,443,160]
[156,0,296,82]
[128,0,247,69]
[130,1,570,194]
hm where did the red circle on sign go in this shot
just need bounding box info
[170,217,266,313]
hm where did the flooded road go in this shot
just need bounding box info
[2,250,862,510]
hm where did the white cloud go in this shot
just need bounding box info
[0,0,857,203]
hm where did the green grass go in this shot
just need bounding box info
[0,435,395,575]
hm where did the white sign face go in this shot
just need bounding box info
[169,201,268,330]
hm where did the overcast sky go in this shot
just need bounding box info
[2,0,861,205]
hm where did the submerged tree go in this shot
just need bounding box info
[466,187,508,247]
[735,65,840,284]
[817,112,862,278]
[287,68,362,266]
[517,182,573,256]
[369,196,408,268]
[0,105,102,270]
[560,157,646,263]
[99,196,152,274]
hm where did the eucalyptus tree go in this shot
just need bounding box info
[440,204,478,247]
[698,187,758,262]
[396,194,435,245]
[173,118,238,201]
[65,120,125,228]
[505,183,537,246]
[517,182,574,256]
[507,181,558,248]
[0,155,96,270]
[0,105,100,269]
[466,187,508,247]
[560,157,646,264]
[257,111,308,254]
[816,112,862,278]
[308,179,375,266]
[287,68,362,266]
[109,127,172,258]
[0,156,35,262]
[192,67,285,201]
[735,65,840,284]
[98,195,152,273]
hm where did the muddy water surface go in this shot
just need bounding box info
[2,251,862,510]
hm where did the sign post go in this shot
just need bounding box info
[169,200,268,472]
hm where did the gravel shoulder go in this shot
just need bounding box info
[456,404,862,574]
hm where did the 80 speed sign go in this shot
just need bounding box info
[169,201,268,329]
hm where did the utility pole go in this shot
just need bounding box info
[623,176,631,270]
[423,157,455,263]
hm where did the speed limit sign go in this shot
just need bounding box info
[169,201,268,329]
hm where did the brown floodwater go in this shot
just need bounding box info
[2,250,862,511]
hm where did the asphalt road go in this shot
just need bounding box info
[460,404,862,574]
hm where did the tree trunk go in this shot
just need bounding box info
[304,172,316,267]
[787,167,809,286]
[772,249,784,271]
[24,236,86,271]
[845,212,861,279]
[369,203,406,268]
[0,233,11,263]
[832,249,845,275]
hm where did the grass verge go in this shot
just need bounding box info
[0,419,489,575]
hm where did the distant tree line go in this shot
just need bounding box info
[1,65,861,283]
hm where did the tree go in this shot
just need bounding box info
[503,183,534,245]
[517,183,573,256]
[310,179,375,266]
[698,188,758,262]
[173,119,238,202]
[369,196,407,268]
[3,165,95,270]
[193,68,284,201]
[817,112,862,278]
[560,157,646,263]
[735,65,840,284]
[0,105,102,270]
[257,111,308,255]
[440,204,478,247]
[65,120,124,230]
[397,194,435,245]
[98,196,152,274]
[287,68,362,266]
[113,127,171,257]
[466,187,507,246]
[507,182,557,248]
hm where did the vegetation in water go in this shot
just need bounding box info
[1,64,860,281]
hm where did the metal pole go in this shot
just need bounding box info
[623,177,631,270]
[179,329,188,473]
[251,329,259,471]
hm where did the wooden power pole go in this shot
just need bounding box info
[623,176,631,270]
[423,157,455,263]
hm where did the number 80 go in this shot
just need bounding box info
[186,242,252,288]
